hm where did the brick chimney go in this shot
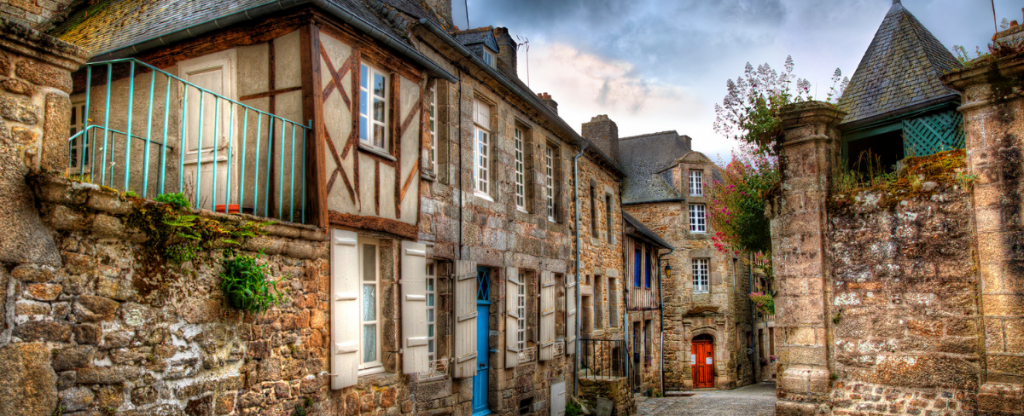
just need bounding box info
[493,27,517,78]
[422,0,453,28]
[538,92,557,114]
[582,115,620,164]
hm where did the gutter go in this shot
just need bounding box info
[656,248,672,394]
[87,0,458,83]
[416,18,625,178]
[571,143,588,396]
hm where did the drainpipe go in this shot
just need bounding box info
[657,249,673,394]
[457,69,463,260]
[572,144,588,396]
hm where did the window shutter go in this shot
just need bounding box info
[330,229,360,389]
[505,267,520,369]
[454,260,478,378]
[401,241,429,374]
[539,271,556,361]
[565,275,577,356]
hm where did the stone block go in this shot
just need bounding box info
[0,343,57,416]
[13,320,71,342]
[59,386,94,412]
[27,282,62,300]
[52,345,95,372]
[0,94,38,124]
[11,264,53,282]
[977,382,1024,415]
[75,295,119,322]
[75,366,144,384]
[0,78,34,96]
[40,93,68,172]
[15,59,72,93]
[96,276,134,301]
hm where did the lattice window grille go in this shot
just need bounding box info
[902,111,965,157]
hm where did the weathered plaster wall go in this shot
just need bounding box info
[827,182,980,415]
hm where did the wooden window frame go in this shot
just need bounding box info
[689,203,706,233]
[359,63,390,152]
[545,144,556,221]
[359,238,384,375]
[693,258,710,294]
[690,170,703,196]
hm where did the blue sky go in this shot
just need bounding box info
[453,0,1022,160]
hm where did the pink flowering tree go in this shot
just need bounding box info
[710,57,845,315]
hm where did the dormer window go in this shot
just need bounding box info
[482,49,495,67]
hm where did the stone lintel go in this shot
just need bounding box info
[0,17,87,72]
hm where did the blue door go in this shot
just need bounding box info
[473,267,491,416]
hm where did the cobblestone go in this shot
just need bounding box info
[637,383,776,416]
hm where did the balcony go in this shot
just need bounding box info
[627,286,660,311]
[579,338,627,380]
[67,59,311,222]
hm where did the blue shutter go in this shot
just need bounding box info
[644,250,651,289]
[634,249,641,288]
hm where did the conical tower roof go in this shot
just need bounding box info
[837,0,962,127]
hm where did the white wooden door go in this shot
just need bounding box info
[179,50,236,209]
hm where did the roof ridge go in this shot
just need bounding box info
[619,130,679,140]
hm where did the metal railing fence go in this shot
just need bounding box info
[67,58,312,223]
[579,338,627,379]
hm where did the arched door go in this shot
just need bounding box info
[691,335,714,388]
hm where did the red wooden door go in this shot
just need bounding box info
[691,340,714,388]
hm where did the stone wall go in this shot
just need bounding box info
[0,0,75,30]
[579,377,635,416]
[827,168,980,415]
[2,175,333,416]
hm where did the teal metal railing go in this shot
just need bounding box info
[67,58,311,223]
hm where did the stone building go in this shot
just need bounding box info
[609,122,755,392]
[0,1,654,415]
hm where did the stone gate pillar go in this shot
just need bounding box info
[771,101,845,415]
[0,18,86,266]
[942,53,1024,415]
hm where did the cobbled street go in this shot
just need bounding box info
[637,383,777,416]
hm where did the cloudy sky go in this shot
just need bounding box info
[453,0,1021,161]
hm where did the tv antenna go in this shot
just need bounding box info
[517,36,530,86]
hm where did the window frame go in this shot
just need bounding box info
[482,49,496,67]
[358,238,383,375]
[426,260,437,362]
[545,144,556,221]
[590,186,598,237]
[429,85,437,171]
[644,248,652,289]
[693,258,710,294]
[633,248,642,288]
[689,204,707,233]
[514,127,526,211]
[473,99,492,198]
[69,100,89,169]
[359,63,390,152]
[689,170,704,196]
[516,271,527,352]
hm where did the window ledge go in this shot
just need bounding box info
[516,207,528,214]
[421,170,437,182]
[474,191,494,202]
[358,365,386,377]
[358,143,397,161]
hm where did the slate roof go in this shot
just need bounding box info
[623,212,673,250]
[837,0,962,126]
[55,0,404,57]
[618,131,691,204]
[454,27,499,52]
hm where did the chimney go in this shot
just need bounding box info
[582,115,620,164]
[538,92,557,114]
[493,27,517,78]
[422,0,453,28]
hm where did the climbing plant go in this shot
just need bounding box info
[221,251,286,314]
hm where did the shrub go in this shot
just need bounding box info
[220,253,285,314]
[155,192,190,210]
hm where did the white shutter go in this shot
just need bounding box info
[401,241,429,374]
[505,267,520,369]
[539,271,556,361]
[330,229,360,389]
[551,381,566,416]
[565,275,577,356]
[454,260,478,378]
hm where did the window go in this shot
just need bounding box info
[644,249,652,289]
[426,261,437,361]
[69,101,88,168]
[602,194,610,241]
[482,49,495,67]
[693,258,709,294]
[514,127,526,210]
[473,99,491,196]
[690,170,703,196]
[607,278,615,325]
[689,204,706,233]
[633,248,642,288]
[594,275,604,330]
[545,145,556,221]
[590,186,598,237]
[429,86,437,171]
[359,64,389,150]
[516,271,527,352]
[360,240,382,371]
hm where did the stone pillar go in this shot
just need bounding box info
[770,101,844,415]
[0,18,87,266]
[942,53,1024,415]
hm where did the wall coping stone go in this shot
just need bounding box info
[0,17,87,72]
[779,101,847,133]
[31,174,328,244]
[940,52,1024,92]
